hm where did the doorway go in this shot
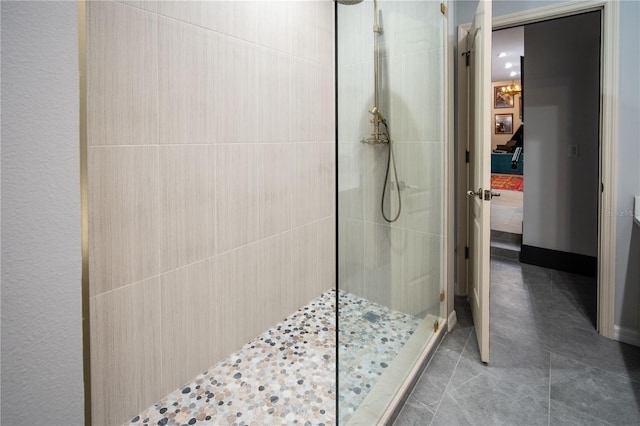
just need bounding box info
[454,0,620,355]
[489,26,524,263]
[489,11,602,333]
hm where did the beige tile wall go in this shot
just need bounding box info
[90,277,163,426]
[86,1,335,424]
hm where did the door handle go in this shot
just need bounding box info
[467,189,499,200]
[467,189,482,198]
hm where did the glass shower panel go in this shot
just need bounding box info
[337,1,446,424]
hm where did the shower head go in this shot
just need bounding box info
[335,0,364,4]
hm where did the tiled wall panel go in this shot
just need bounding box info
[87,2,335,424]
[88,146,160,296]
[87,1,158,147]
[159,145,216,272]
[214,143,259,252]
[158,20,217,145]
[160,259,216,393]
[90,278,163,426]
[258,143,292,239]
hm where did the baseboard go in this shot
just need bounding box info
[520,244,597,276]
[447,309,457,332]
[613,325,640,347]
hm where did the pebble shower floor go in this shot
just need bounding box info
[128,290,421,425]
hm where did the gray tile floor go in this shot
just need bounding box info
[394,257,640,426]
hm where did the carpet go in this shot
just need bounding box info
[491,174,524,192]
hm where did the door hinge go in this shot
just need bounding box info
[601,182,604,193]
[465,246,469,259]
[434,320,439,332]
[440,3,448,16]
[465,150,470,163]
[440,290,445,302]
[461,51,471,67]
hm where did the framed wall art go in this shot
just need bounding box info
[495,113,513,134]
[494,86,514,108]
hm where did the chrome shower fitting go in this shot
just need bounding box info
[362,107,389,145]
[360,0,387,146]
[369,106,387,125]
[337,0,386,145]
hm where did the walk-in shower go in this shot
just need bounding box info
[337,0,447,422]
[80,0,446,423]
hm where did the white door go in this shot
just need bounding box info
[467,0,492,363]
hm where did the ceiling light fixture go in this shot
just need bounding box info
[505,62,513,69]
[498,52,507,58]
[501,81,522,96]
[510,71,517,77]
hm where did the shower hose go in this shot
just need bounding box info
[380,121,401,223]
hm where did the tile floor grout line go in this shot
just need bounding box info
[547,351,552,426]
[427,327,473,426]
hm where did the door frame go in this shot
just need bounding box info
[453,0,619,339]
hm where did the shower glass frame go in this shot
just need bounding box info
[336,0,448,424]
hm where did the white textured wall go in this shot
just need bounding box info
[1,2,84,425]
[86,2,335,424]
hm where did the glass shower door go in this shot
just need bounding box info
[337,0,447,423]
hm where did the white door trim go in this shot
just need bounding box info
[455,25,470,300]
[454,0,618,339]
[597,0,619,340]
[492,0,613,30]
[445,0,456,331]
